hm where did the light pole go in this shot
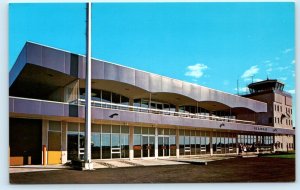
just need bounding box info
[84,1,93,170]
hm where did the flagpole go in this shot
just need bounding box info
[84,1,93,170]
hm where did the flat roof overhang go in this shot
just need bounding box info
[9,97,295,136]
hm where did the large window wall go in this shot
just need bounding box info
[237,134,274,152]
[158,128,176,157]
[212,132,236,154]
[133,127,155,158]
[179,129,210,156]
[79,88,129,109]
[67,123,129,160]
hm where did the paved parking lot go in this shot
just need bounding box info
[10,157,295,183]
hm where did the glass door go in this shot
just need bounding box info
[142,135,149,158]
[142,135,155,158]
[164,136,170,157]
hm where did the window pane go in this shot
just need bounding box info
[68,123,78,132]
[121,126,129,134]
[92,124,101,132]
[49,121,61,131]
[112,125,120,133]
[80,123,85,132]
[112,93,120,104]
[142,127,148,134]
[101,134,111,159]
[134,126,141,134]
[121,96,129,105]
[133,99,141,107]
[149,128,155,135]
[170,129,176,135]
[102,125,111,133]
[101,91,111,103]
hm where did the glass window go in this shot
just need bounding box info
[101,134,111,159]
[179,129,184,136]
[142,127,148,134]
[149,128,155,135]
[164,129,170,135]
[92,124,101,132]
[163,104,170,111]
[141,99,149,108]
[112,125,120,133]
[91,90,101,101]
[157,103,163,110]
[80,123,85,132]
[121,96,129,105]
[133,99,141,107]
[134,127,141,134]
[112,93,120,104]
[102,125,111,133]
[158,128,164,135]
[170,129,176,135]
[68,123,78,132]
[121,126,129,134]
[101,91,111,103]
[49,121,61,131]
[170,104,176,112]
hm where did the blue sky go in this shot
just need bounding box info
[9,3,295,120]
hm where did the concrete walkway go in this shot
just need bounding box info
[10,155,237,172]
[10,164,71,173]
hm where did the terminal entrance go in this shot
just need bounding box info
[158,136,170,157]
[142,135,155,158]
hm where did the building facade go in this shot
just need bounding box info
[9,42,295,165]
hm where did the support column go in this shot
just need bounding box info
[42,120,48,165]
[176,128,179,158]
[236,134,240,155]
[129,126,134,160]
[61,122,67,164]
[210,131,213,156]
[155,127,158,159]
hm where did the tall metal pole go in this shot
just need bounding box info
[84,1,93,170]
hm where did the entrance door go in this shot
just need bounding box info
[142,135,155,158]
[158,136,170,157]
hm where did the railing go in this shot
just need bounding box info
[70,98,256,125]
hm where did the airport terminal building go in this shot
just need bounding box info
[9,42,295,165]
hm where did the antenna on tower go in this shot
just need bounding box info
[237,79,239,95]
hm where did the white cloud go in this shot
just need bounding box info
[287,89,295,94]
[241,65,259,79]
[185,63,208,78]
[291,60,295,64]
[282,48,292,54]
[266,68,272,74]
[278,77,287,81]
[254,78,263,82]
[276,66,290,72]
[264,60,271,63]
[234,87,249,93]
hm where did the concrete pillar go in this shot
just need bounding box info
[129,126,134,160]
[155,127,158,159]
[42,120,48,165]
[176,128,179,158]
[236,134,239,155]
[175,105,179,112]
[210,131,213,156]
[61,122,67,164]
[129,98,134,106]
